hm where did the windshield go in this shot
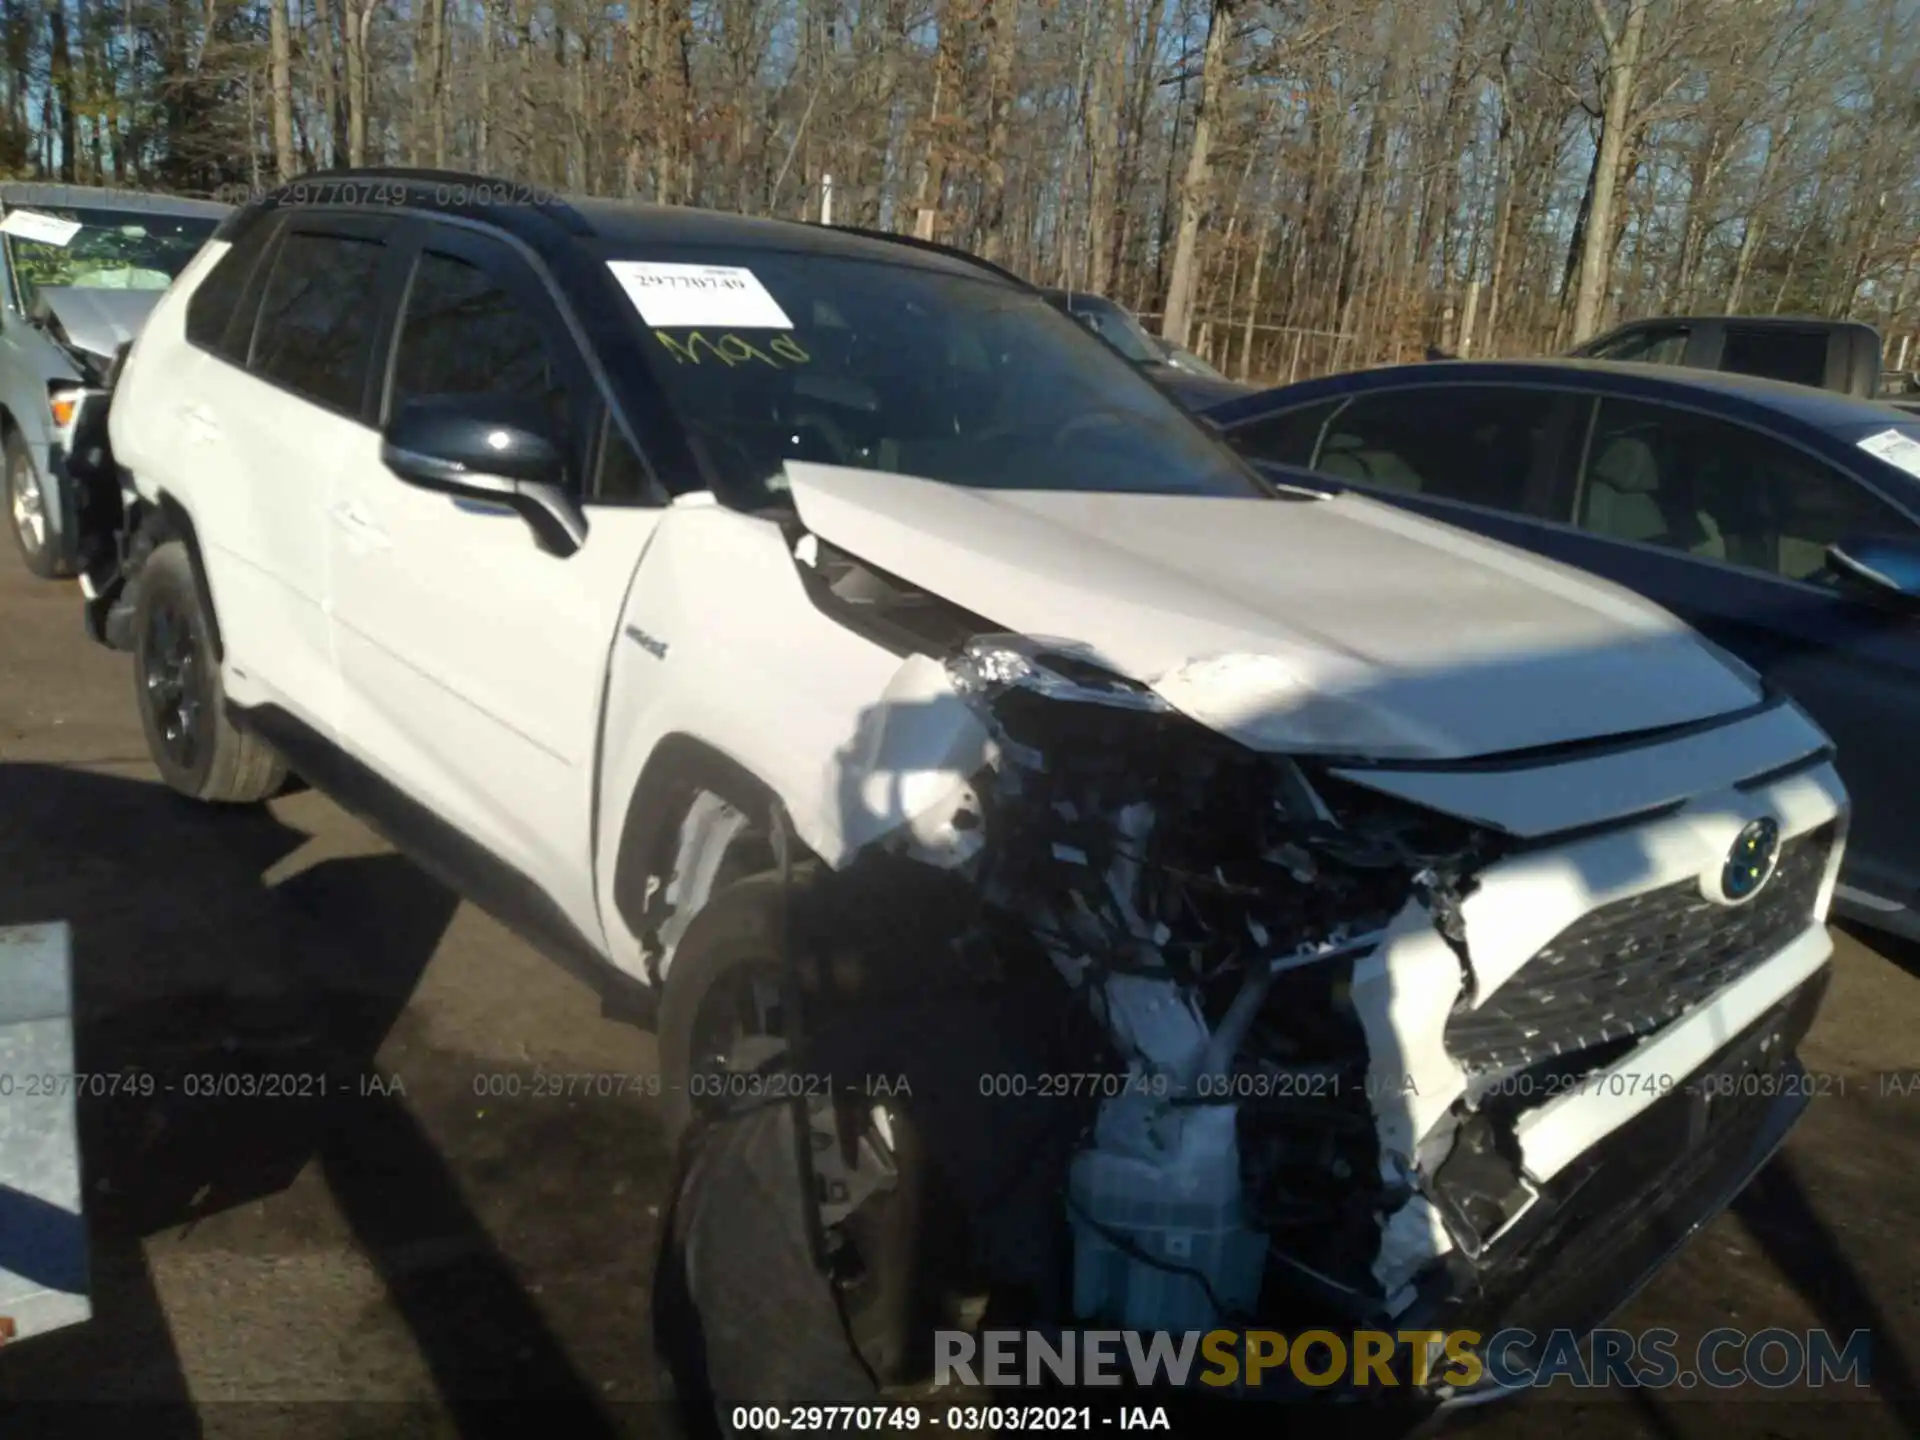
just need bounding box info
[1847,421,1920,484]
[1059,292,1165,366]
[611,246,1264,506]
[1164,343,1227,380]
[2,205,218,311]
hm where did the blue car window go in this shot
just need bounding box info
[1577,397,1917,582]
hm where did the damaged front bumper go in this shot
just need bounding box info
[837,634,1844,1380]
[1420,964,1824,1404]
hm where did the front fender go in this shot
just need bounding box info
[594,505,989,985]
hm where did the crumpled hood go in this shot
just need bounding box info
[782,461,1764,761]
[30,286,164,361]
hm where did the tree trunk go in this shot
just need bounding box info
[312,0,340,167]
[430,0,446,166]
[1160,0,1231,347]
[1109,0,1166,294]
[1237,221,1268,381]
[656,0,694,205]
[48,0,75,181]
[622,0,652,195]
[269,0,295,179]
[344,0,369,167]
[1083,0,1123,291]
[1336,54,1396,332]
[977,0,1018,262]
[1725,118,1790,312]
[912,0,967,242]
[1569,0,1646,344]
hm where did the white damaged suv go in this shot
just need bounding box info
[77,170,1847,1414]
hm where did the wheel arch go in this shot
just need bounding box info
[137,492,224,661]
[611,733,795,985]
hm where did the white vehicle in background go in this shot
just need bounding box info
[72,168,1847,1423]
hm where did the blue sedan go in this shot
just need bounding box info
[1206,358,1920,944]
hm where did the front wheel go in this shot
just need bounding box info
[132,540,286,802]
[6,430,71,579]
[655,871,964,1421]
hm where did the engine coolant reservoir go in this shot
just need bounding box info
[1068,1103,1267,1334]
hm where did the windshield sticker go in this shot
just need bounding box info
[608,261,793,329]
[1858,427,1920,481]
[0,209,82,247]
[654,331,810,368]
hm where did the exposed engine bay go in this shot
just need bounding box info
[863,634,1499,1328]
[821,623,1838,1344]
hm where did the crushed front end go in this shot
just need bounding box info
[862,634,1847,1393]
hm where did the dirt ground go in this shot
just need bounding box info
[0,539,1916,1440]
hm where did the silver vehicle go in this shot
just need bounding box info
[1,184,227,578]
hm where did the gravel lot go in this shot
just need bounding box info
[0,540,1915,1439]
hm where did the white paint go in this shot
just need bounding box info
[605,261,793,330]
[0,209,82,246]
[1857,426,1920,480]
[115,261,350,738]
[1340,754,1843,1270]
[590,504,912,979]
[1328,700,1830,838]
[1513,924,1833,1182]
[1451,762,1845,1007]
[834,652,994,867]
[1372,1194,1453,1301]
[782,461,1762,762]
[652,792,754,966]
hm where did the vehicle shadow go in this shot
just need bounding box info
[1732,1152,1920,1430]
[0,761,618,1435]
[1838,918,1920,982]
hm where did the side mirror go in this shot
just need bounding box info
[1826,535,1920,608]
[380,395,588,557]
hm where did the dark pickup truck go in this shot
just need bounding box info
[1572,315,1920,413]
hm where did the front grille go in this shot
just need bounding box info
[1445,822,1834,1074]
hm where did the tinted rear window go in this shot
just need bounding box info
[1720,327,1829,389]
[186,217,278,361]
[249,231,386,415]
[601,246,1264,508]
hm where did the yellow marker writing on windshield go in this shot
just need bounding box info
[654,331,810,368]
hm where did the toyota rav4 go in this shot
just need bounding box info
[73,169,1848,1420]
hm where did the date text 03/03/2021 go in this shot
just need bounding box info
[728,1406,1169,1432]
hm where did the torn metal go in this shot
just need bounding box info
[857,634,1502,1324]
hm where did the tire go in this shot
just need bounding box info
[655,869,970,1420]
[6,428,72,579]
[132,540,286,803]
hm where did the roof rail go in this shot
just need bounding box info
[286,165,502,188]
[823,224,1033,288]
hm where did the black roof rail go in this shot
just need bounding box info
[823,224,1033,288]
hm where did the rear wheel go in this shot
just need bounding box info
[132,540,286,803]
[6,429,71,579]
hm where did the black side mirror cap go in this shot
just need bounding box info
[1827,534,1920,608]
[381,395,588,557]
